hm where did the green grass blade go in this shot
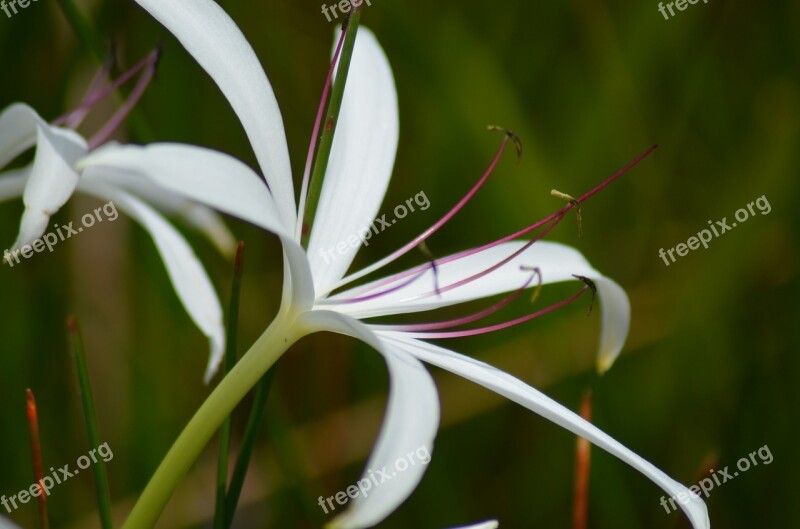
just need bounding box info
[223,366,278,528]
[214,242,246,529]
[301,7,363,245]
[67,317,113,529]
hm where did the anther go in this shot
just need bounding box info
[551,189,582,236]
[418,241,441,296]
[520,265,543,304]
[572,275,597,315]
[487,125,523,160]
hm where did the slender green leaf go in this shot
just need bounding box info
[214,242,246,529]
[67,317,113,529]
[223,366,278,528]
[302,8,363,246]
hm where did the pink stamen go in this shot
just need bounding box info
[53,50,159,128]
[381,266,540,332]
[65,55,115,129]
[324,133,516,295]
[383,285,588,340]
[321,264,432,305]
[87,50,160,150]
[295,27,349,240]
[338,145,657,298]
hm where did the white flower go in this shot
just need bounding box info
[79,1,710,528]
[0,72,235,380]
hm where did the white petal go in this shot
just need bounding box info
[0,515,22,529]
[328,241,630,371]
[11,123,87,250]
[81,143,318,309]
[80,143,287,237]
[180,205,237,257]
[0,168,29,202]
[448,521,499,529]
[306,28,399,294]
[281,237,317,312]
[132,0,296,230]
[297,311,439,529]
[380,332,710,529]
[80,180,225,382]
[0,103,43,168]
[87,163,237,256]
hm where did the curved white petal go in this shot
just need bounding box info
[11,124,87,250]
[0,103,43,168]
[448,521,499,529]
[0,515,22,529]
[180,205,237,257]
[281,236,317,312]
[379,332,710,529]
[86,163,237,256]
[80,143,317,311]
[327,241,630,371]
[132,0,296,230]
[80,179,225,382]
[298,311,439,529]
[306,28,399,294]
[0,168,29,202]
[80,143,287,237]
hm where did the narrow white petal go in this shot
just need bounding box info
[448,521,499,529]
[0,103,43,168]
[0,168,29,202]
[298,311,439,529]
[11,124,87,250]
[80,143,287,237]
[80,180,225,382]
[0,515,22,529]
[328,241,630,371]
[281,237,317,312]
[380,332,710,529]
[81,143,318,309]
[132,0,296,229]
[87,164,237,256]
[306,28,399,294]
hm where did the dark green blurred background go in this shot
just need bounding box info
[1,0,797,528]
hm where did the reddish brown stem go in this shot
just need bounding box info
[573,390,592,529]
[26,389,49,529]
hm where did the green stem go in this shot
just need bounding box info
[121,311,303,529]
[301,8,362,246]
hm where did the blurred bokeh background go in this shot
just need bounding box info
[1,0,798,528]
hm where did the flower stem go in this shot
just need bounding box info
[121,311,303,529]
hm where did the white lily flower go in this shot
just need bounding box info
[0,58,237,380]
[81,1,710,528]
